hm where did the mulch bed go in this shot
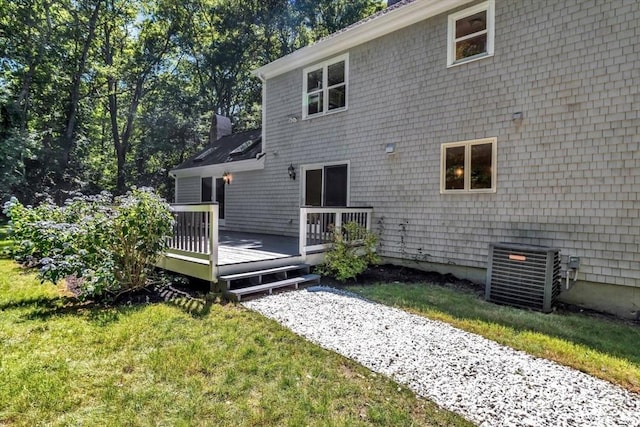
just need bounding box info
[64,263,636,325]
[321,263,484,297]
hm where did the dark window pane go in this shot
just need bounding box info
[455,11,486,38]
[455,33,487,60]
[215,178,225,219]
[305,169,322,206]
[201,177,212,202]
[328,85,346,110]
[327,61,345,86]
[324,164,348,207]
[307,92,323,115]
[307,68,323,92]
[445,146,465,190]
[470,143,493,190]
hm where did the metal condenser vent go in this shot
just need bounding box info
[486,243,561,313]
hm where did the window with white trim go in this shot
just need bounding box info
[447,0,494,67]
[303,54,348,118]
[440,138,496,193]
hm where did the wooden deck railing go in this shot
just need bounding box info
[299,206,373,255]
[166,203,219,268]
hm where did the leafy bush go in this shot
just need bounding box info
[317,221,380,282]
[3,188,173,300]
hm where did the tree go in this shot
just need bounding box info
[0,0,385,202]
[100,0,178,193]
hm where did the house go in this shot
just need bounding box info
[172,127,263,219]
[167,0,639,317]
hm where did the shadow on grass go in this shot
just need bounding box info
[350,282,640,367]
[0,295,68,312]
[154,284,214,318]
[2,284,213,323]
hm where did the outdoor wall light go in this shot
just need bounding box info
[288,115,299,123]
[222,171,232,185]
[288,163,296,180]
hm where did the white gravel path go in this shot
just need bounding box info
[243,287,640,427]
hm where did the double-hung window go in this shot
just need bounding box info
[447,0,494,66]
[440,138,496,193]
[303,54,348,119]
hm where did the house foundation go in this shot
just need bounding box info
[382,256,640,320]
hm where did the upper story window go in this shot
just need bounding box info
[440,138,496,193]
[303,54,348,119]
[447,0,495,67]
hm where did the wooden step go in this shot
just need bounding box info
[228,274,320,301]
[220,264,310,282]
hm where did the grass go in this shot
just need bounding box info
[0,260,470,427]
[348,282,640,393]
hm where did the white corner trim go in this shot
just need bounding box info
[261,79,267,154]
[253,0,472,79]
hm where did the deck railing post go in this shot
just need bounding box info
[335,208,343,233]
[209,203,219,280]
[299,207,307,257]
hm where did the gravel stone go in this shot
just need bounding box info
[243,287,640,426]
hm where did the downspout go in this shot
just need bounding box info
[169,171,178,203]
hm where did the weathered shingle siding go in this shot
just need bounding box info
[229,0,640,286]
[176,176,200,203]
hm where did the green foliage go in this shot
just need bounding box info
[317,221,380,282]
[0,224,13,258]
[0,87,33,202]
[3,188,173,300]
[110,188,174,292]
[1,0,384,203]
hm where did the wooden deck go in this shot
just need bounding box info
[158,204,373,284]
[218,231,299,265]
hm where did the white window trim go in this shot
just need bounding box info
[447,0,495,68]
[440,137,497,194]
[300,160,351,206]
[302,53,349,119]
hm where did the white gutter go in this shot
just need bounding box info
[252,0,470,79]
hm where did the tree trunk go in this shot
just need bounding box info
[16,0,54,131]
[60,1,101,170]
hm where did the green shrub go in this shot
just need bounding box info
[317,221,379,282]
[3,188,173,300]
[109,189,174,292]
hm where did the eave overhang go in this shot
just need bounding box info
[169,156,265,179]
[252,0,471,80]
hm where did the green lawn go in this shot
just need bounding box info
[0,260,469,427]
[348,282,640,393]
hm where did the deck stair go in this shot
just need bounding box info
[221,264,320,301]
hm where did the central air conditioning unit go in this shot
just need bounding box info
[486,243,561,313]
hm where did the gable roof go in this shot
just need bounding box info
[252,0,472,80]
[172,128,262,171]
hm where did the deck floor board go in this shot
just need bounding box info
[218,231,299,266]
